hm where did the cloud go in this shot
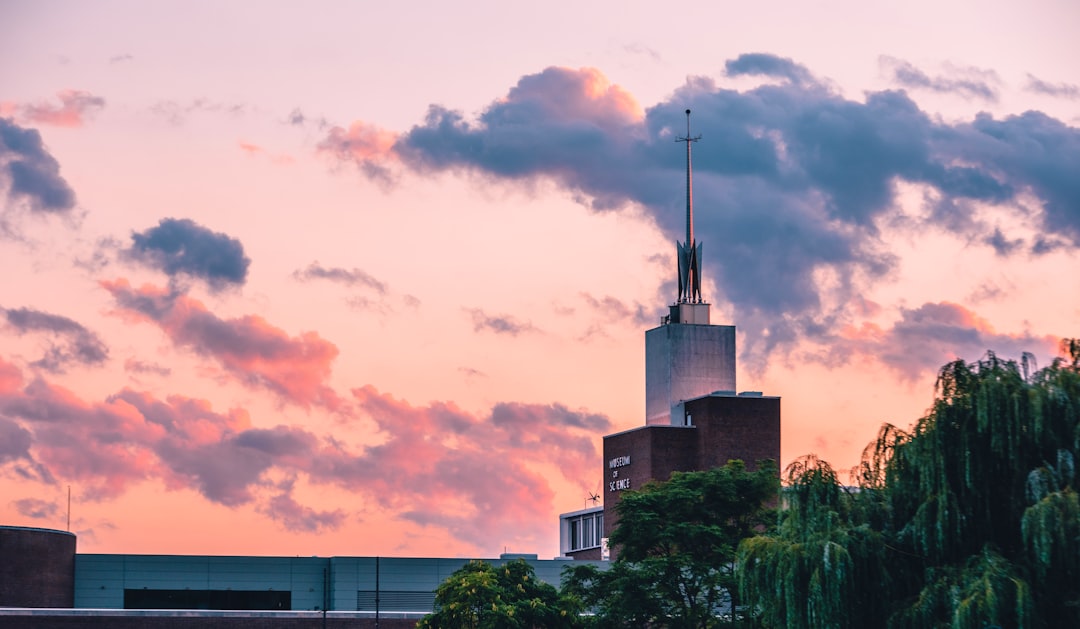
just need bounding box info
[285,107,329,129]
[293,261,387,294]
[260,486,346,532]
[2,307,109,372]
[458,366,487,380]
[337,386,610,546]
[317,120,398,182]
[12,497,59,520]
[124,358,172,377]
[0,356,609,548]
[834,302,1057,379]
[102,280,343,410]
[466,308,539,336]
[578,293,653,327]
[14,90,106,127]
[1025,74,1080,99]
[350,61,1080,365]
[109,53,134,64]
[0,118,77,214]
[725,53,815,85]
[881,57,1000,101]
[125,218,251,289]
[237,141,294,164]
[150,99,248,125]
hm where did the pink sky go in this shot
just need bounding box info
[1,0,1078,559]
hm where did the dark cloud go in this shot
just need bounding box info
[3,307,108,372]
[335,61,1080,364]
[260,487,346,532]
[882,57,1000,101]
[284,108,329,129]
[17,90,106,127]
[827,301,1057,379]
[293,261,386,293]
[578,293,653,327]
[0,417,35,464]
[103,280,342,410]
[466,308,539,336]
[126,218,250,289]
[1025,74,1080,99]
[0,118,76,214]
[12,497,59,520]
[725,53,814,85]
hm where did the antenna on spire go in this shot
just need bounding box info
[675,109,703,304]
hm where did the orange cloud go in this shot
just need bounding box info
[502,66,643,128]
[318,121,398,162]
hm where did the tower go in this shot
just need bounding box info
[645,110,736,425]
[561,111,780,562]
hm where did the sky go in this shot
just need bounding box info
[1,0,1078,559]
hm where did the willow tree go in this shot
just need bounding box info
[738,456,889,629]
[739,341,1080,628]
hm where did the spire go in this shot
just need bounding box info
[676,109,703,304]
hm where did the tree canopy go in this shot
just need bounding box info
[739,341,1080,628]
[418,559,582,629]
[564,459,779,628]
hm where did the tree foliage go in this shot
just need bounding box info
[564,459,779,628]
[738,340,1080,628]
[418,559,582,629]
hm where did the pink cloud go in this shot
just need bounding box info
[0,359,610,547]
[334,386,611,546]
[497,66,642,130]
[14,90,106,127]
[237,140,294,164]
[101,279,344,411]
[317,121,398,181]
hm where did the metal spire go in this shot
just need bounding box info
[676,109,703,304]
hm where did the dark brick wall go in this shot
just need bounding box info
[0,526,76,607]
[565,547,601,561]
[602,426,698,551]
[687,395,781,472]
[601,395,781,560]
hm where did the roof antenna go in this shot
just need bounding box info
[675,109,703,304]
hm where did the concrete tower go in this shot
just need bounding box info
[645,110,736,425]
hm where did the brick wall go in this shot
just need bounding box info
[601,394,781,560]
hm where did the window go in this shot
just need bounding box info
[566,512,603,552]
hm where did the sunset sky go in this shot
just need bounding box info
[2,0,1078,559]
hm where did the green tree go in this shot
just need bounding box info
[418,559,582,629]
[564,459,779,628]
[738,341,1080,628]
